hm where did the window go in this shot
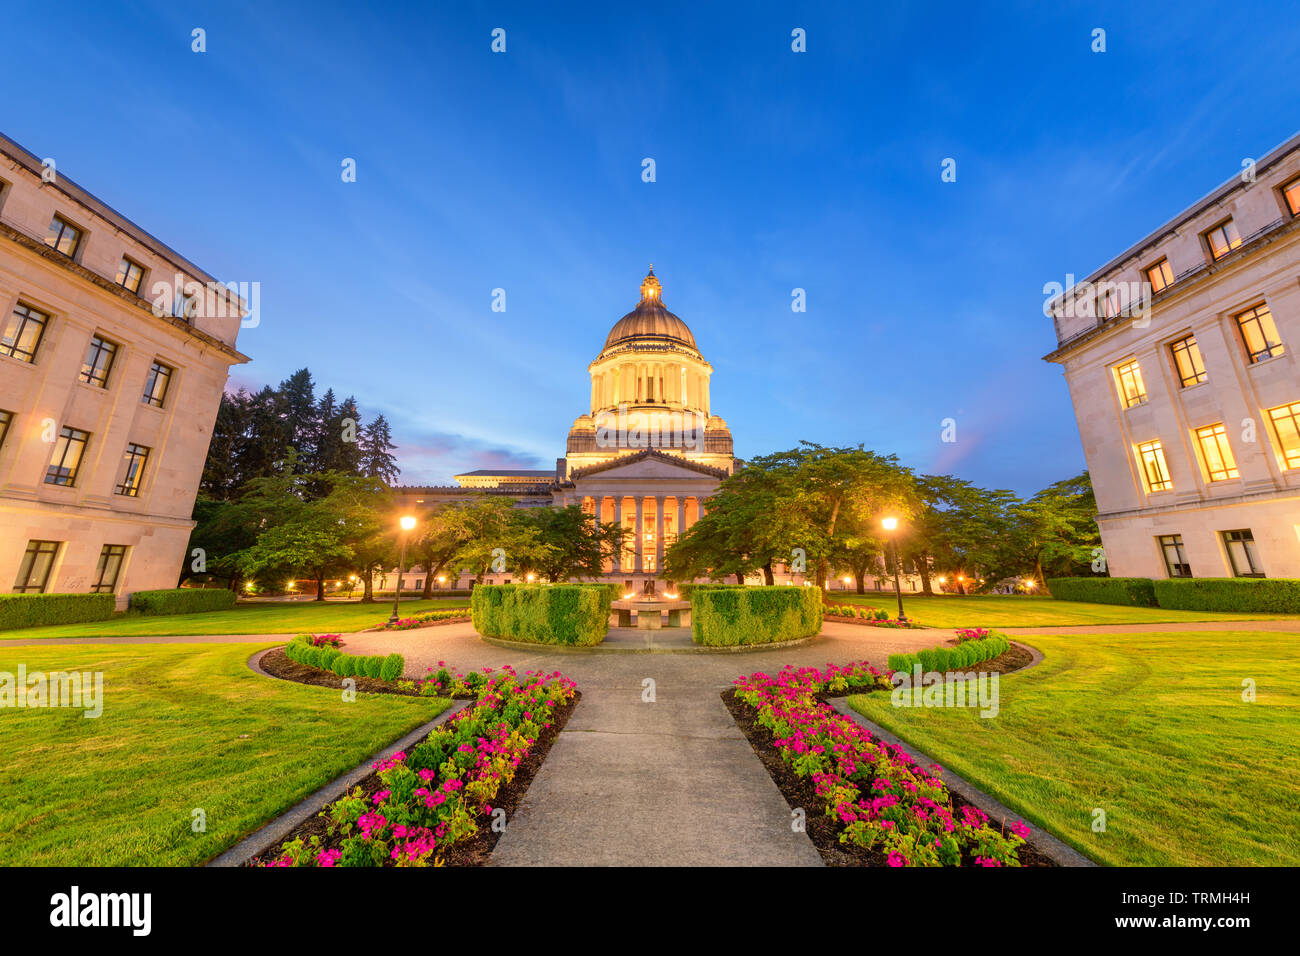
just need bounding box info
[45,426,90,487]
[92,544,128,593]
[174,290,198,322]
[116,443,150,496]
[1169,335,1207,387]
[1158,535,1192,577]
[14,540,59,593]
[1222,530,1263,577]
[1204,219,1242,260]
[1283,177,1300,217]
[1194,423,1239,482]
[1236,304,1285,363]
[1114,359,1148,408]
[0,409,11,450]
[46,214,83,258]
[1146,258,1174,293]
[1267,401,1300,470]
[1,302,49,363]
[79,335,118,388]
[115,257,145,294]
[1137,440,1173,492]
[142,361,173,407]
[1099,285,1123,319]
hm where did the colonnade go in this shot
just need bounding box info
[584,494,705,574]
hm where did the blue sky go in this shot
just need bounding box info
[6,0,1300,494]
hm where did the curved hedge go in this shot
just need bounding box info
[1153,578,1300,613]
[471,584,611,646]
[887,633,1010,674]
[1045,577,1157,607]
[0,593,116,630]
[690,585,823,646]
[285,635,403,680]
[130,588,236,616]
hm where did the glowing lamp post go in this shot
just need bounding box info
[389,515,417,625]
[881,516,907,622]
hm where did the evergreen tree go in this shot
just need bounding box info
[359,414,399,484]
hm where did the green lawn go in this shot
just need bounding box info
[0,642,450,865]
[1,597,470,640]
[830,593,1293,627]
[847,630,1300,866]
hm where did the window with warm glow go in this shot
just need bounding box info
[116,443,150,496]
[116,257,145,294]
[1283,177,1300,217]
[1266,401,1300,469]
[1236,304,1284,363]
[1169,334,1207,387]
[92,544,128,593]
[45,426,90,487]
[1114,359,1148,408]
[1194,423,1239,482]
[45,214,83,258]
[1137,440,1172,492]
[79,335,118,388]
[1,302,49,364]
[14,540,60,593]
[1145,258,1174,293]
[1204,219,1242,260]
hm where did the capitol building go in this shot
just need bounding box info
[397,268,740,588]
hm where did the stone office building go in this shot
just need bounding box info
[0,133,249,608]
[1045,132,1300,579]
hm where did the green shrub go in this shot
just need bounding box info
[690,585,823,646]
[333,655,353,677]
[1045,577,1157,607]
[303,647,321,668]
[319,648,340,670]
[888,632,1011,674]
[380,653,404,681]
[0,593,116,630]
[365,656,384,679]
[129,588,237,616]
[471,584,612,645]
[1153,578,1300,613]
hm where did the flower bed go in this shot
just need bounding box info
[256,665,578,867]
[824,604,923,628]
[380,608,472,631]
[728,662,1033,866]
[285,634,404,681]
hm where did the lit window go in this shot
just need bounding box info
[92,544,128,593]
[79,335,118,388]
[1283,178,1300,217]
[14,540,60,593]
[115,443,150,496]
[1114,359,1148,408]
[1222,530,1263,577]
[1204,219,1242,260]
[1266,401,1300,469]
[0,409,12,450]
[1194,423,1239,482]
[45,214,82,258]
[1158,534,1191,577]
[1169,335,1207,388]
[1146,258,1174,293]
[45,426,90,487]
[115,257,145,294]
[142,361,173,407]
[1,303,49,364]
[1236,304,1285,363]
[1137,440,1173,492]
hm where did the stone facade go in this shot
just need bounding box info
[1045,132,1300,579]
[0,134,249,608]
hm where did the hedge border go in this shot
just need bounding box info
[690,585,823,646]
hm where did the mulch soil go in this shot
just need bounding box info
[245,687,580,867]
[259,646,432,696]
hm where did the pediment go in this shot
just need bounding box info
[569,449,728,482]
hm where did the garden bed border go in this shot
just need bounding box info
[478,633,818,654]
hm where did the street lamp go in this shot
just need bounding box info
[389,515,417,625]
[881,516,907,622]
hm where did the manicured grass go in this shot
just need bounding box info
[0,597,470,640]
[830,593,1293,627]
[0,642,450,865]
[847,630,1300,866]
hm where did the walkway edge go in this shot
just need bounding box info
[825,697,1096,867]
[206,678,468,867]
[479,634,817,654]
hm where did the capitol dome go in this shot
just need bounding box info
[602,268,697,351]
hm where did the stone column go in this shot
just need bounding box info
[655,495,666,574]
[677,497,686,541]
[614,497,624,572]
[634,496,644,573]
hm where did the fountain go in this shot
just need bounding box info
[610,582,690,629]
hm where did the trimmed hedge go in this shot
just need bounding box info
[130,588,236,616]
[0,593,116,630]
[1153,578,1300,613]
[471,584,612,646]
[690,585,823,646]
[888,633,1010,674]
[1045,576,1157,607]
[285,636,404,681]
